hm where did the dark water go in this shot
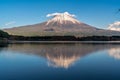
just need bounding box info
[0,43,120,80]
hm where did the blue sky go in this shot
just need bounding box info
[0,0,120,29]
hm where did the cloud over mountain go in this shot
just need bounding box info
[5,21,16,26]
[46,12,76,18]
[108,21,120,31]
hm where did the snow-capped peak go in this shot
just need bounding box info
[46,12,80,25]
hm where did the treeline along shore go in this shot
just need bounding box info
[9,35,120,41]
[1,30,120,43]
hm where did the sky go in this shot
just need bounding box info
[0,0,120,29]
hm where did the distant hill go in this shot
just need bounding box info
[3,12,120,37]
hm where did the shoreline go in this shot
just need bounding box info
[8,41,120,44]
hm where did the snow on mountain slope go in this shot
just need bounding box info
[46,12,80,25]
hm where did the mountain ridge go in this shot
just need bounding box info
[3,12,120,37]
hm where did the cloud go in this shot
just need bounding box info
[5,21,16,26]
[46,12,76,18]
[108,21,120,31]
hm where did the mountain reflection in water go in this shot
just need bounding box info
[108,47,120,59]
[1,43,120,68]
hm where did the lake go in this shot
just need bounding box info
[0,43,120,80]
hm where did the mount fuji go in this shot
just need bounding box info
[3,12,120,37]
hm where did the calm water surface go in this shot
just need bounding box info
[0,43,120,80]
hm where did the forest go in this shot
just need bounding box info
[0,30,9,43]
[9,35,120,41]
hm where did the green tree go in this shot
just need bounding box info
[0,30,9,38]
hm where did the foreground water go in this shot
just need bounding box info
[0,43,120,80]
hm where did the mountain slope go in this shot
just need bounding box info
[3,12,120,37]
